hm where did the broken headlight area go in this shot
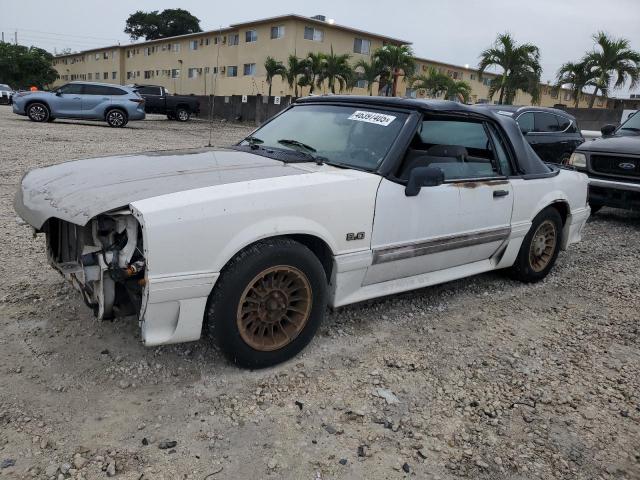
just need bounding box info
[44,210,145,320]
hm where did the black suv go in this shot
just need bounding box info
[568,111,640,213]
[475,105,584,164]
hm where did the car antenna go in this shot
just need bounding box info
[207,25,223,148]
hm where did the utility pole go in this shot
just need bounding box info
[1,32,4,43]
[14,30,18,45]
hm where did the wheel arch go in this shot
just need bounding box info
[219,233,335,283]
[104,105,128,119]
[547,200,569,225]
[25,99,50,113]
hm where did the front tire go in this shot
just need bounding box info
[509,207,563,283]
[206,238,328,369]
[27,103,50,122]
[106,109,128,127]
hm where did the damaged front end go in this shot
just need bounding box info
[44,210,146,320]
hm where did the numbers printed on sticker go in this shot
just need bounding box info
[348,110,396,126]
[346,232,365,241]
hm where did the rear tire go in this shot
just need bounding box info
[509,207,563,283]
[589,204,602,215]
[206,238,328,369]
[175,107,190,122]
[106,109,128,127]
[27,103,50,122]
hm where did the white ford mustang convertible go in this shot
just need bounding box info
[15,96,590,368]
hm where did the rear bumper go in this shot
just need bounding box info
[128,109,146,121]
[589,177,640,210]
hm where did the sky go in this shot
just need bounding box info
[2,0,639,96]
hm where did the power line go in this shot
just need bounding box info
[0,26,119,42]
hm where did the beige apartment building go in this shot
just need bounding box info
[52,13,604,108]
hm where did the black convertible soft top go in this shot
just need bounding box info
[296,95,553,177]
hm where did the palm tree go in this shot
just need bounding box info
[304,52,325,94]
[445,80,472,103]
[555,61,593,107]
[264,56,286,97]
[354,58,382,95]
[284,54,306,97]
[581,31,640,107]
[317,46,353,93]
[478,33,542,105]
[411,67,452,97]
[373,44,416,97]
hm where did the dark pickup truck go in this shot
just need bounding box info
[568,111,640,213]
[133,85,200,121]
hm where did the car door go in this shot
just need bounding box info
[137,86,163,113]
[519,112,562,163]
[51,83,84,117]
[365,117,514,286]
[80,84,112,118]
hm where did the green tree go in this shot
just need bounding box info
[354,58,382,95]
[302,52,325,94]
[445,80,472,103]
[284,54,306,97]
[554,61,594,107]
[264,56,286,97]
[581,31,640,107]
[478,33,542,105]
[124,9,202,40]
[411,67,452,97]
[373,44,416,97]
[0,42,58,89]
[317,47,353,93]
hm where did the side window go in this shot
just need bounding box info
[557,116,572,132]
[517,112,534,134]
[58,84,84,95]
[83,85,122,95]
[534,112,560,132]
[138,86,161,96]
[487,125,513,176]
[400,120,503,181]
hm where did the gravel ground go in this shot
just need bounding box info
[0,105,639,480]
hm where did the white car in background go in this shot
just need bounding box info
[0,84,14,105]
[15,96,590,368]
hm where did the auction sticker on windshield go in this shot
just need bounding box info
[348,110,396,126]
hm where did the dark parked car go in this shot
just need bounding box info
[476,105,584,164]
[568,111,640,213]
[133,84,200,121]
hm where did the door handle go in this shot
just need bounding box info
[493,190,509,198]
[73,97,81,100]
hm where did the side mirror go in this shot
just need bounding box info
[405,166,445,197]
[55,91,62,96]
[601,124,616,136]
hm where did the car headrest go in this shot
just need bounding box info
[425,144,468,158]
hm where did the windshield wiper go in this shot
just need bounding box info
[277,139,326,164]
[242,135,264,149]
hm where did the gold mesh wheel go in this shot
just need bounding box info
[236,265,312,351]
[528,220,557,272]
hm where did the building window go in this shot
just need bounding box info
[189,40,198,50]
[353,38,370,55]
[227,66,238,77]
[243,63,256,76]
[355,79,368,89]
[212,67,218,74]
[482,77,491,86]
[127,72,132,80]
[172,43,181,53]
[95,72,100,79]
[188,67,199,78]
[564,92,571,101]
[304,26,324,42]
[271,26,285,39]
[103,52,109,59]
[95,53,100,60]
[405,88,417,98]
[144,70,153,79]
[228,33,239,46]
[171,69,180,78]
[550,90,558,99]
[245,30,257,43]
[103,72,108,80]
[112,71,117,80]
[88,73,93,80]
[205,38,211,46]
[470,73,476,81]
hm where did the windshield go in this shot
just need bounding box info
[239,104,409,170]
[0,85,11,91]
[618,112,640,135]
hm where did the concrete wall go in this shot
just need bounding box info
[562,108,624,131]
[195,94,293,124]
